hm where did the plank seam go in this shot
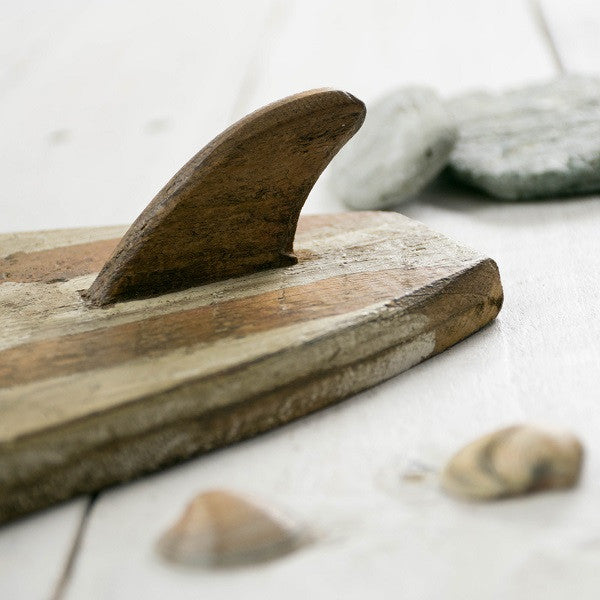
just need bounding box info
[49,494,97,600]
[528,0,565,73]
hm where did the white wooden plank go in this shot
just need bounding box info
[0,499,88,600]
[539,0,600,73]
[235,0,555,108]
[0,1,93,95]
[55,1,600,599]
[0,0,275,233]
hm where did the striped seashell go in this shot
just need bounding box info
[157,490,305,568]
[441,425,583,500]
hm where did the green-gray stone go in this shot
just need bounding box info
[328,87,457,209]
[448,75,600,200]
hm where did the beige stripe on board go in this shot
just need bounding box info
[0,310,434,443]
[0,214,340,284]
[1,214,481,351]
[0,267,447,389]
[0,260,502,446]
[0,215,337,284]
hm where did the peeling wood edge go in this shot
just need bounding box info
[0,259,502,524]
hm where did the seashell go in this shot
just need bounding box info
[441,425,583,500]
[156,490,305,568]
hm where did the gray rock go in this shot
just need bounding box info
[448,75,600,200]
[328,87,457,209]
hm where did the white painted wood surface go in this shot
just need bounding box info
[540,0,600,73]
[0,499,88,600]
[2,1,600,598]
[0,0,274,233]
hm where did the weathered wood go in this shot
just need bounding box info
[84,89,365,306]
[0,211,502,523]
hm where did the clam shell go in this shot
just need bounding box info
[441,425,584,500]
[157,490,305,568]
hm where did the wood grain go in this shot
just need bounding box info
[0,211,502,523]
[84,89,365,306]
[0,238,119,283]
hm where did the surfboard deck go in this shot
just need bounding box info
[0,211,502,523]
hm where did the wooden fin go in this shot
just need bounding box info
[83,89,366,306]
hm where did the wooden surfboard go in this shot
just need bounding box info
[0,211,502,523]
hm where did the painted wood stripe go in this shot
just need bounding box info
[2,213,459,355]
[0,266,447,388]
[0,214,353,284]
[0,239,119,283]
